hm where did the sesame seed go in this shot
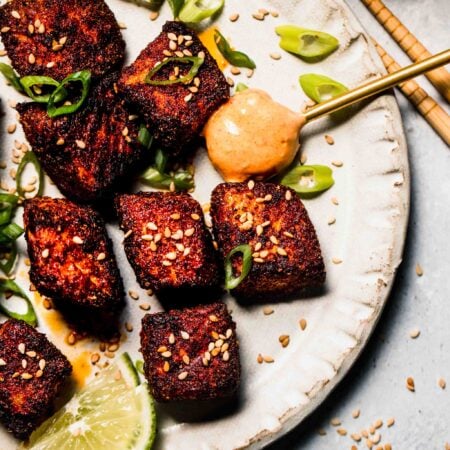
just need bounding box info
[352,408,360,418]
[39,359,46,370]
[257,354,263,364]
[91,353,100,364]
[178,371,188,380]
[276,247,287,256]
[385,444,392,450]
[221,351,229,361]
[183,49,193,57]
[149,11,159,20]
[182,355,190,365]
[198,51,205,59]
[317,429,327,436]
[252,12,265,20]
[183,247,191,256]
[328,217,336,225]
[139,303,151,311]
[166,252,177,261]
[332,160,344,168]
[67,333,76,345]
[169,40,177,51]
[270,52,281,60]
[415,263,423,276]
[215,339,224,348]
[21,373,33,380]
[96,252,106,262]
[128,290,139,300]
[72,236,83,244]
[41,248,49,258]
[161,351,172,358]
[372,433,381,444]
[125,322,133,332]
[35,369,43,378]
[337,428,347,436]
[76,140,86,149]
[184,93,193,103]
[7,124,16,134]
[28,53,36,64]
[331,197,339,205]
[230,66,241,75]
[246,68,254,78]
[271,10,280,17]
[409,328,420,338]
[263,355,274,363]
[229,13,239,22]
[330,418,341,426]
[38,24,45,33]
[0,358,7,366]
[181,331,189,340]
[299,318,307,330]
[374,419,383,429]
[56,138,65,145]
[184,228,195,237]
[11,10,21,19]
[270,235,279,245]
[247,180,255,190]
[438,378,446,389]
[285,190,292,201]
[157,346,167,353]
[351,433,361,442]
[406,376,415,392]
[332,257,343,264]
[22,359,27,369]
[325,134,335,145]
[263,307,274,315]
[254,258,264,263]
[256,225,263,236]
[1,27,11,32]
[167,32,177,41]
[18,343,25,354]
[386,418,395,427]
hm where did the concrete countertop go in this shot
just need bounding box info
[269,0,450,448]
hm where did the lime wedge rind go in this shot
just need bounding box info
[23,352,156,450]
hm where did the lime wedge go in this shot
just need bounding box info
[23,353,156,450]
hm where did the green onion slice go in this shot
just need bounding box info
[235,82,248,93]
[0,223,24,245]
[141,166,195,191]
[0,244,17,276]
[47,70,92,118]
[20,75,68,104]
[299,73,348,103]
[0,63,24,93]
[138,125,154,150]
[16,151,44,198]
[214,30,256,69]
[224,244,252,290]
[167,0,185,18]
[276,25,339,61]
[0,279,37,326]
[145,57,204,86]
[154,148,168,173]
[280,165,334,197]
[179,0,224,23]
[0,194,19,227]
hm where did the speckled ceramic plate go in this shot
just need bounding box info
[0,0,409,448]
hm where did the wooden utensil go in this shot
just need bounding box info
[374,40,450,146]
[361,0,450,103]
[304,49,450,122]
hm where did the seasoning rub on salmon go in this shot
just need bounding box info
[211,181,325,300]
[118,21,230,154]
[17,73,144,204]
[0,0,125,81]
[23,197,124,332]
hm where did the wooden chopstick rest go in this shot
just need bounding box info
[374,40,450,146]
[362,0,450,103]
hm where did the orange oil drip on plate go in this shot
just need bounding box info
[199,27,228,70]
[70,351,92,387]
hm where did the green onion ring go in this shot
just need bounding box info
[214,30,256,69]
[16,151,44,198]
[145,57,204,86]
[20,75,68,104]
[47,70,92,118]
[0,279,37,326]
[224,244,253,290]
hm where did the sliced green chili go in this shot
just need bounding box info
[214,30,256,69]
[141,166,195,191]
[299,73,348,103]
[280,165,334,197]
[0,279,37,326]
[167,0,185,18]
[138,125,154,150]
[224,244,252,290]
[154,148,168,173]
[276,25,339,61]
[179,0,224,23]
[0,63,23,93]
[0,195,21,276]
[0,223,24,245]
[0,194,19,227]
[20,75,68,104]
[16,151,44,198]
[145,57,204,86]
[235,82,249,93]
[47,70,92,118]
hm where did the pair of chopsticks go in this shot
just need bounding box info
[362,0,450,146]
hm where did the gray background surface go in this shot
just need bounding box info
[269,0,450,449]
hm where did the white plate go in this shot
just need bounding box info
[0,0,409,448]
